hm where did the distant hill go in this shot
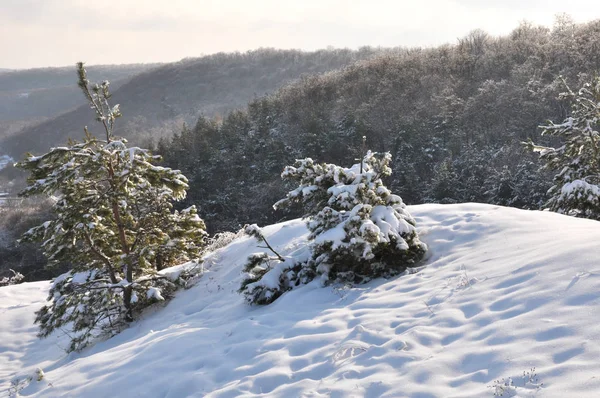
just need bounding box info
[0,64,158,129]
[1,48,380,158]
[0,64,158,92]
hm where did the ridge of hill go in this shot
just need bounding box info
[0,64,159,92]
[0,64,158,123]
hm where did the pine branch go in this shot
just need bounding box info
[82,231,118,284]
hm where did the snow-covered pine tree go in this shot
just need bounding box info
[15,63,206,351]
[527,75,600,219]
[277,151,427,282]
[240,151,427,305]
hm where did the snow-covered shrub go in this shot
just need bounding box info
[276,151,426,282]
[15,63,206,351]
[239,224,314,304]
[239,252,296,305]
[489,377,516,397]
[241,151,426,305]
[527,75,600,219]
[0,269,25,287]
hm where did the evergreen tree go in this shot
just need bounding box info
[15,63,206,351]
[527,75,600,218]
[240,151,427,305]
[276,151,427,283]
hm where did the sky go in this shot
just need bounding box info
[2,0,600,69]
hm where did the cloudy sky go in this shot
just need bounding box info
[2,0,600,69]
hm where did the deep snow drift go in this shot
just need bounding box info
[2,203,600,397]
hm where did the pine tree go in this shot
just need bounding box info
[276,151,427,283]
[240,151,427,305]
[15,63,206,351]
[527,75,600,219]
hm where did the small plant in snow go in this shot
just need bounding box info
[8,377,29,397]
[489,377,516,397]
[522,367,543,389]
[8,368,46,398]
[241,151,426,304]
[489,368,543,396]
[456,265,474,289]
[0,269,25,287]
[34,368,44,382]
[205,229,245,253]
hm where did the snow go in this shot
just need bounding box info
[246,260,288,290]
[146,287,164,301]
[244,224,261,235]
[560,179,600,197]
[3,203,600,396]
[158,261,199,282]
[70,270,97,285]
[313,220,347,249]
[301,185,318,196]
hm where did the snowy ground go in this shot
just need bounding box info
[2,203,600,397]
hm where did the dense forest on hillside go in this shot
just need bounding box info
[1,48,380,158]
[0,64,156,137]
[157,17,600,232]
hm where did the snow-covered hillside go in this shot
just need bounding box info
[3,203,600,397]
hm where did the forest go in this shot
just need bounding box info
[157,16,600,232]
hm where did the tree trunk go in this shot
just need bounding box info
[123,284,134,322]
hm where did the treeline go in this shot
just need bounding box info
[157,17,600,233]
